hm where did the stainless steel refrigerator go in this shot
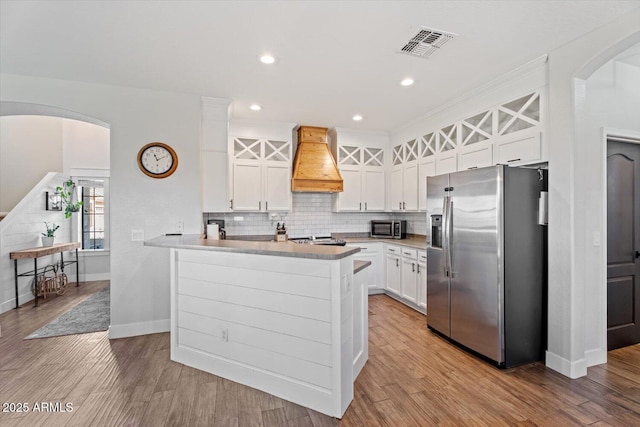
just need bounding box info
[426,165,547,368]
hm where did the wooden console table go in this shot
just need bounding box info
[10,242,81,308]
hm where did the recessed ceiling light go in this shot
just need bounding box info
[259,55,276,64]
[401,78,414,86]
[352,114,363,121]
[250,104,262,111]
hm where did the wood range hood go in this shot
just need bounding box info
[291,125,343,193]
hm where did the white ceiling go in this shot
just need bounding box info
[1,1,639,132]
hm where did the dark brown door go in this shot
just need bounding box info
[607,139,640,350]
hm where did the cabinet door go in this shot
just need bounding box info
[417,251,427,311]
[264,163,291,211]
[232,162,262,211]
[202,151,231,212]
[401,257,418,304]
[418,159,436,211]
[385,247,401,295]
[363,169,385,212]
[436,152,457,175]
[338,167,363,211]
[458,142,493,171]
[390,168,404,211]
[494,132,542,165]
[403,163,419,211]
[349,244,382,291]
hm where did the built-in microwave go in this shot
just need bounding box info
[370,220,407,239]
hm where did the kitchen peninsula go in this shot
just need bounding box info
[145,234,362,418]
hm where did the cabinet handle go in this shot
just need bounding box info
[265,201,268,211]
[467,166,478,170]
[396,259,399,267]
[399,202,402,210]
[412,262,415,272]
[259,201,261,211]
[365,202,367,211]
[507,158,521,163]
[230,199,233,209]
[359,202,362,211]
[403,201,406,210]
[388,248,396,252]
[417,264,421,274]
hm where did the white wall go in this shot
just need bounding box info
[0,74,202,338]
[62,118,110,174]
[0,116,63,212]
[545,10,640,378]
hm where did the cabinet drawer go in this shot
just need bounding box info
[418,251,427,263]
[386,245,401,255]
[401,248,417,259]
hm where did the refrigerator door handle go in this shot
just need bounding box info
[448,200,455,278]
[442,195,450,277]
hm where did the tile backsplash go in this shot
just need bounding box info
[204,193,426,238]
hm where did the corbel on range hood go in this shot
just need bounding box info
[291,125,343,192]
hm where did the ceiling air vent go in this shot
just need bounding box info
[400,27,455,59]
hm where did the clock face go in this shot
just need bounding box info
[137,142,178,178]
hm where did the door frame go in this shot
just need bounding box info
[601,128,640,358]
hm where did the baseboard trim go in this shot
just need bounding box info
[585,348,607,367]
[66,273,111,282]
[545,350,588,378]
[108,318,170,339]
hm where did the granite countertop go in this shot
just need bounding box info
[144,234,359,260]
[353,260,372,274]
[341,235,427,250]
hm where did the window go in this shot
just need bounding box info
[78,178,109,250]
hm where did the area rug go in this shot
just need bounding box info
[25,286,110,339]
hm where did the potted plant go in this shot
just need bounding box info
[56,179,83,219]
[41,222,60,247]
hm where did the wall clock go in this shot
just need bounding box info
[137,142,178,178]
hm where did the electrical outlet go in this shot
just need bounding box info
[131,229,144,241]
[176,220,184,233]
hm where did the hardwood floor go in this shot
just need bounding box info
[0,284,639,426]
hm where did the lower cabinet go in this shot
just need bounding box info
[417,251,427,312]
[385,246,401,295]
[400,248,418,304]
[352,241,426,314]
[386,243,426,314]
[347,243,383,293]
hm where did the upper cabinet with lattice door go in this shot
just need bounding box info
[230,137,292,212]
[330,129,388,212]
[493,91,544,165]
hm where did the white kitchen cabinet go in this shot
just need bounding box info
[385,245,401,295]
[400,248,418,304]
[458,141,493,171]
[417,251,427,312]
[390,140,419,212]
[436,152,457,175]
[264,163,291,211]
[230,137,292,212]
[418,158,436,211]
[232,162,262,211]
[334,145,385,212]
[347,243,383,294]
[494,131,542,165]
